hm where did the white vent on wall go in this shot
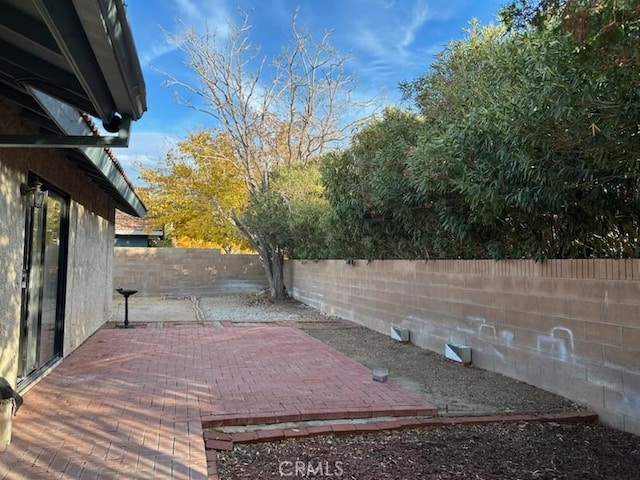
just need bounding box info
[445,343,472,365]
[390,325,410,342]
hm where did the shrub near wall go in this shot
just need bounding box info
[114,248,268,297]
[286,258,640,435]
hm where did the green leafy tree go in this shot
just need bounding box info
[242,163,331,264]
[321,108,436,259]
[402,13,639,259]
[324,4,638,260]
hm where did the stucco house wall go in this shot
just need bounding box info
[0,100,117,382]
[64,203,115,354]
[0,142,26,382]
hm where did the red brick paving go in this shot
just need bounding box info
[0,326,436,479]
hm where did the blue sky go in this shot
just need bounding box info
[122,0,507,183]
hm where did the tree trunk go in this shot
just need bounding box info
[270,248,286,300]
[232,213,287,301]
[257,244,286,300]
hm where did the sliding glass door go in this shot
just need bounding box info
[18,184,68,382]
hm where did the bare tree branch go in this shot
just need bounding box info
[158,8,379,298]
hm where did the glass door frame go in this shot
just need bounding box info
[18,174,69,385]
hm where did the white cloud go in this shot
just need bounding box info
[139,42,180,68]
[136,0,236,69]
[173,0,233,37]
[400,1,432,48]
[341,0,466,96]
[349,0,435,65]
[175,0,201,19]
[115,131,180,184]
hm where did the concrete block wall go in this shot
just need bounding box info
[285,259,640,435]
[114,248,268,297]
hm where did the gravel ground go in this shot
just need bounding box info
[199,293,323,323]
[200,294,640,479]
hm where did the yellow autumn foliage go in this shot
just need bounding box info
[138,131,253,252]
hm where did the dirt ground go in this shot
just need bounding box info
[299,320,581,415]
[217,422,640,479]
[213,295,640,479]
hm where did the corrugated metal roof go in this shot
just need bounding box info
[0,0,148,216]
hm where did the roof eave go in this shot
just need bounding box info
[73,0,147,120]
[30,88,146,217]
[32,0,146,128]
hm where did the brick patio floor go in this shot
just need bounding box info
[0,325,436,479]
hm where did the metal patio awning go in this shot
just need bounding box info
[0,0,148,216]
